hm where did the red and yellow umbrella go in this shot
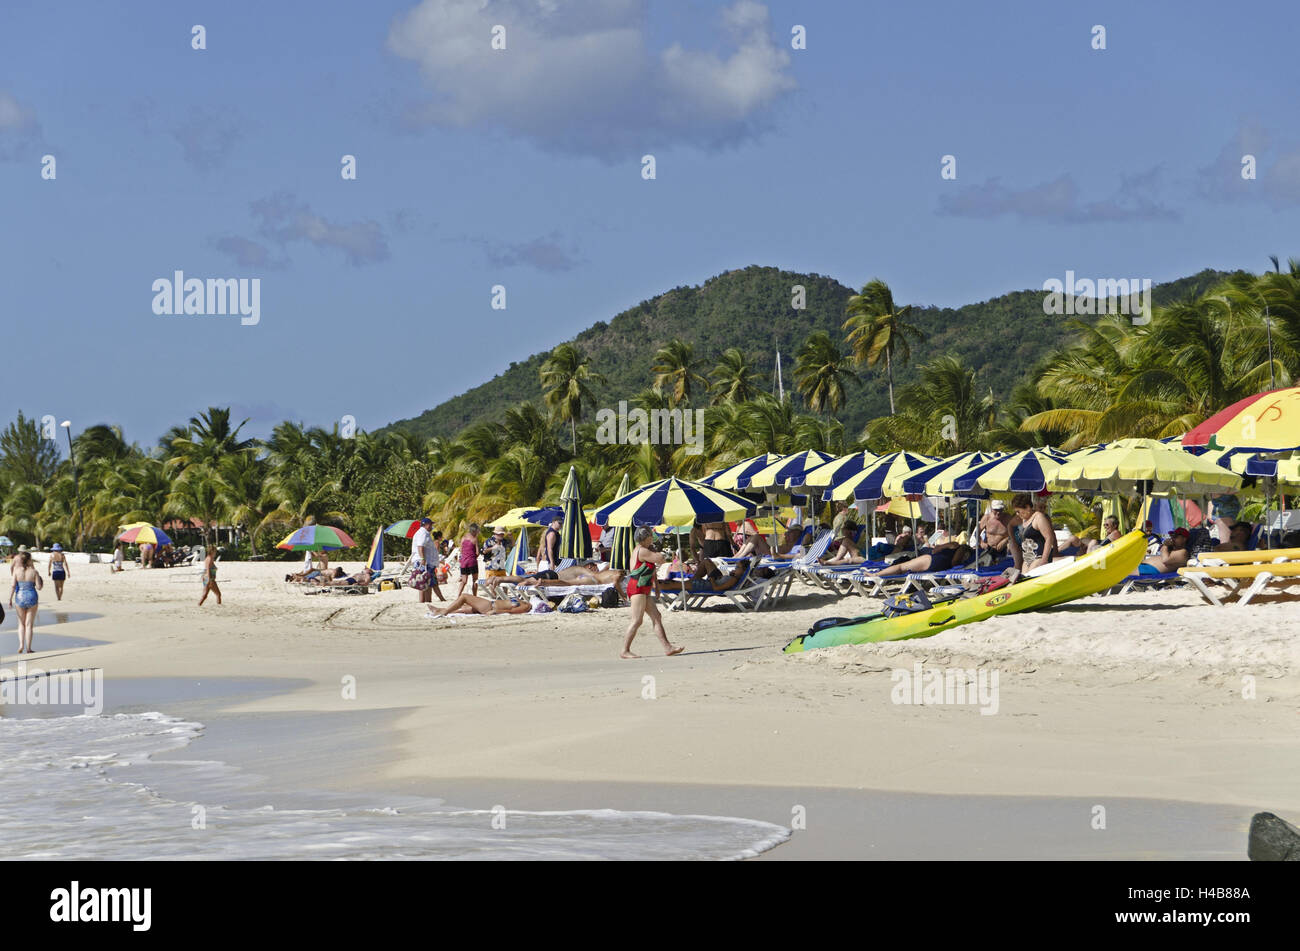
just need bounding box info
[1183,387,1300,452]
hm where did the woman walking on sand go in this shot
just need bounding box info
[9,550,43,654]
[622,527,683,659]
[455,523,481,598]
[48,543,69,600]
[198,547,222,606]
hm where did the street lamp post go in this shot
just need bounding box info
[60,420,83,551]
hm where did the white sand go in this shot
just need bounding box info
[8,558,1299,821]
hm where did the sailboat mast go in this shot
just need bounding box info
[775,349,785,402]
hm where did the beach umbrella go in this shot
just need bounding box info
[594,477,759,527]
[276,524,356,551]
[116,524,173,546]
[1053,438,1241,494]
[946,448,1068,495]
[365,528,385,573]
[700,453,787,491]
[558,467,592,561]
[795,450,880,490]
[504,526,529,575]
[0,536,12,547]
[824,451,937,502]
[606,473,635,570]
[738,450,835,491]
[1182,386,1300,452]
[886,450,1002,497]
[384,519,424,539]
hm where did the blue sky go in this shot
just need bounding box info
[2,0,1297,449]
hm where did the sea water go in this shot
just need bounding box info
[0,713,789,860]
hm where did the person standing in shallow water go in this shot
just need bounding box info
[48,543,69,600]
[622,527,683,659]
[198,547,221,606]
[9,551,43,654]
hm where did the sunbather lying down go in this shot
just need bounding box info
[1140,530,1191,574]
[427,592,532,616]
[316,566,374,586]
[484,563,623,595]
[657,557,751,593]
[865,539,974,578]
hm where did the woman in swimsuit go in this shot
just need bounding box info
[622,527,683,659]
[48,543,69,600]
[1012,493,1056,570]
[9,551,43,654]
[427,592,531,616]
[198,547,222,606]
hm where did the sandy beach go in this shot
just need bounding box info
[5,556,1297,859]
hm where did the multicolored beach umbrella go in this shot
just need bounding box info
[365,528,385,573]
[1053,438,1240,494]
[700,453,787,491]
[947,447,1068,495]
[606,473,635,570]
[384,519,424,539]
[116,523,173,546]
[276,523,357,551]
[793,450,880,491]
[737,450,834,491]
[1182,386,1300,452]
[558,467,592,561]
[824,451,937,502]
[504,526,529,575]
[594,477,758,527]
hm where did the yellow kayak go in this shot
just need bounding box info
[784,530,1148,651]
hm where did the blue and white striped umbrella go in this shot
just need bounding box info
[504,526,529,575]
[700,453,787,491]
[737,450,835,491]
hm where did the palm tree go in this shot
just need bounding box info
[651,339,707,407]
[793,331,858,414]
[167,407,254,471]
[862,355,994,453]
[540,344,606,454]
[843,279,926,414]
[218,452,271,555]
[708,348,761,405]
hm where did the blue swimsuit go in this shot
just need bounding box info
[14,580,38,609]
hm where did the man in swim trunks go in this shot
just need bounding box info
[1141,528,1191,573]
[692,520,733,562]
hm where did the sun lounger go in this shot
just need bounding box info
[1113,570,1184,595]
[1178,560,1300,605]
[898,557,1012,594]
[660,561,784,612]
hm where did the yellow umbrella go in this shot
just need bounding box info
[1053,438,1241,493]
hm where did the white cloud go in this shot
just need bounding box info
[0,91,41,161]
[386,0,795,158]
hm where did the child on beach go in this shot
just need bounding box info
[198,547,221,606]
[622,527,683,659]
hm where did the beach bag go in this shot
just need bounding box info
[600,587,620,608]
[436,564,449,583]
[406,565,430,590]
[881,591,933,618]
[557,592,587,613]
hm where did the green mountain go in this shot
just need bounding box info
[383,265,1241,440]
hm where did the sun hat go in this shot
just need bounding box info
[52,543,63,551]
[990,499,1005,510]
